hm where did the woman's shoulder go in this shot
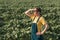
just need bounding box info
[39,16,45,21]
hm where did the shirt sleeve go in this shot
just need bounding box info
[40,17,47,25]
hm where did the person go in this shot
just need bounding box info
[24,7,48,40]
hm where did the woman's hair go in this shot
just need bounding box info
[36,8,41,12]
[36,7,42,16]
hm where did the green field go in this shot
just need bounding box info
[0,0,60,40]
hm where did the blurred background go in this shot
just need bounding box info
[0,0,60,40]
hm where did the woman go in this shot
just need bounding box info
[24,7,48,40]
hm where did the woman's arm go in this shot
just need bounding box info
[41,23,48,35]
[24,9,34,17]
[36,23,48,35]
[36,17,49,35]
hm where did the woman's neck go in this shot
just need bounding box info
[36,13,40,17]
[34,12,41,17]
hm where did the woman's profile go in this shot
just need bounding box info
[24,7,48,40]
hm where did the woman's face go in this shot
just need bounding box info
[33,8,38,16]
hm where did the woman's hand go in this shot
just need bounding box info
[40,31,44,35]
[36,32,41,35]
[36,32,44,35]
[24,8,37,17]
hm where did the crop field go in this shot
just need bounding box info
[0,0,60,40]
